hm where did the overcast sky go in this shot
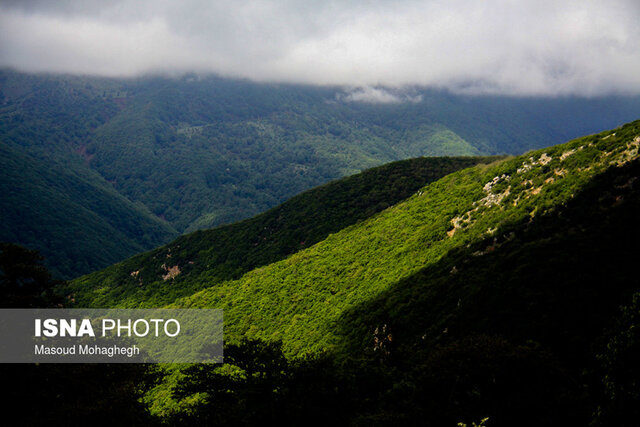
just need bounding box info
[1,0,640,96]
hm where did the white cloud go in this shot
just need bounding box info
[338,87,422,104]
[1,0,640,95]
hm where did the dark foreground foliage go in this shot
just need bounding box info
[0,242,63,308]
[0,244,159,426]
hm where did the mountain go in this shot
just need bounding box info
[162,120,639,355]
[64,120,640,424]
[66,155,501,307]
[3,70,640,278]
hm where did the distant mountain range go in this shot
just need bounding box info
[2,69,640,278]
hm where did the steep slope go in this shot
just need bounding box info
[0,143,177,278]
[4,67,640,277]
[319,145,640,426]
[64,120,640,425]
[67,156,500,306]
[165,120,640,357]
[142,120,640,425]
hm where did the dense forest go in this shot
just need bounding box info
[3,0,640,424]
[68,156,502,307]
[40,120,640,425]
[2,69,640,278]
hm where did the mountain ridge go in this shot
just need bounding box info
[66,156,501,306]
[66,120,640,358]
[166,120,640,356]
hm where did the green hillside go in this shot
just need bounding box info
[60,120,640,424]
[74,77,640,231]
[86,85,485,232]
[162,121,638,355]
[331,156,640,424]
[66,156,500,306]
[158,121,640,425]
[0,71,180,278]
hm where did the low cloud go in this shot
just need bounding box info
[1,0,640,96]
[337,87,423,104]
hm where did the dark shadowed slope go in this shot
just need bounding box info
[0,142,177,278]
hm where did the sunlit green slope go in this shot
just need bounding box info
[68,120,640,424]
[67,156,499,306]
[169,120,640,356]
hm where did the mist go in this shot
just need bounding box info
[1,0,640,96]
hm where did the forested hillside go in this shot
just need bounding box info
[163,120,639,355]
[66,156,501,307]
[62,120,640,425]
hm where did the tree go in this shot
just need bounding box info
[0,242,62,308]
[593,292,640,426]
[172,338,290,425]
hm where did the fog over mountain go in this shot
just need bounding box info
[2,0,640,96]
